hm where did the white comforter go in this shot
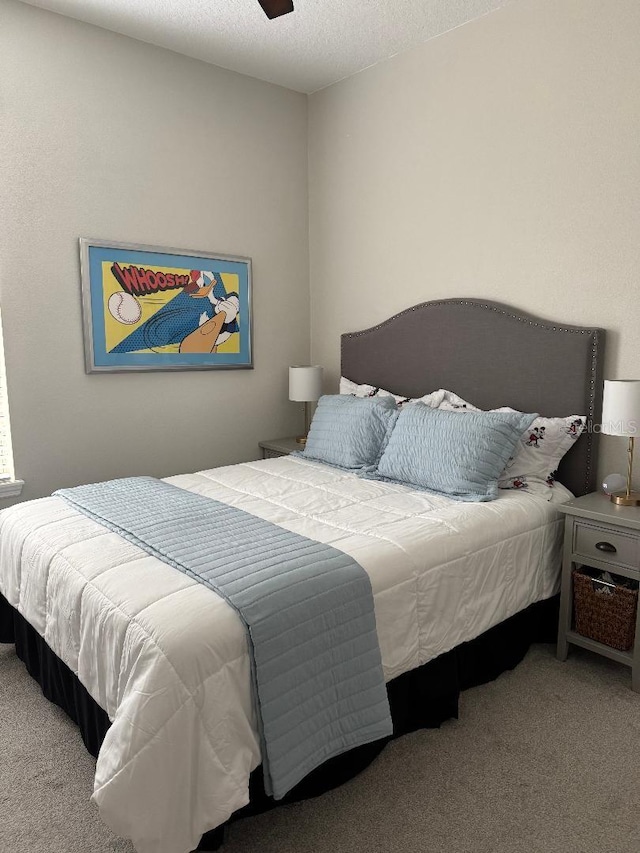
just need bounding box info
[0,457,567,853]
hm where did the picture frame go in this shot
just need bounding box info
[79,238,252,373]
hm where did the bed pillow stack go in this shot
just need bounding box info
[435,390,586,497]
[303,390,538,502]
[302,394,398,470]
[303,385,577,503]
[367,404,536,501]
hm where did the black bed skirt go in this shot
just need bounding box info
[0,592,558,850]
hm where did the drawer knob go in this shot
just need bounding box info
[595,541,617,554]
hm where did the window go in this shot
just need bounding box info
[0,310,22,496]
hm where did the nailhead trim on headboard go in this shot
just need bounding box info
[343,299,600,337]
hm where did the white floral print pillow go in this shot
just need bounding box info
[434,390,585,498]
[340,377,445,409]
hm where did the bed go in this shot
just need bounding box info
[0,299,604,853]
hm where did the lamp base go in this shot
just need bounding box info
[295,435,307,445]
[609,491,640,506]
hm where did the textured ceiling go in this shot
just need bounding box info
[19,0,513,93]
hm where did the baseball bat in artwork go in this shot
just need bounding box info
[179,311,227,354]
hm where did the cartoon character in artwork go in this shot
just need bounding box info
[179,271,240,353]
[525,426,546,447]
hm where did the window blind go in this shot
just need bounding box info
[0,310,16,482]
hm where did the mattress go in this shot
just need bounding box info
[0,456,568,853]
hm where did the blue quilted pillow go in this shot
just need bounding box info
[371,404,537,501]
[302,394,398,470]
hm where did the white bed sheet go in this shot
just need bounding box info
[0,456,568,853]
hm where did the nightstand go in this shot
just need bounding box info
[258,437,301,459]
[557,491,640,692]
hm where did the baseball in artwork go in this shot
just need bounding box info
[79,240,252,372]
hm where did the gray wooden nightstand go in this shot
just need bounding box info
[258,437,302,459]
[557,491,640,692]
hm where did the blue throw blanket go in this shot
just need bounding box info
[55,477,392,799]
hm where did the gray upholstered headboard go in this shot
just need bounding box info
[341,299,605,497]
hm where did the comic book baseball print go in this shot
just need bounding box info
[80,240,252,372]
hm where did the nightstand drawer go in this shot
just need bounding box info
[573,521,639,570]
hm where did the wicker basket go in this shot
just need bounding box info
[573,569,638,651]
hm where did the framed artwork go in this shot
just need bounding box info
[79,239,252,373]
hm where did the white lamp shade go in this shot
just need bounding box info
[601,380,640,436]
[289,366,323,402]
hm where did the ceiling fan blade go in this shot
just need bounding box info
[258,0,294,19]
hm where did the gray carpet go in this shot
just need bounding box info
[1,642,639,853]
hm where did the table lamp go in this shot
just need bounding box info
[601,379,640,505]
[289,366,323,444]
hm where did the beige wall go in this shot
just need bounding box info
[0,0,309,502]
[309,0,640,480]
